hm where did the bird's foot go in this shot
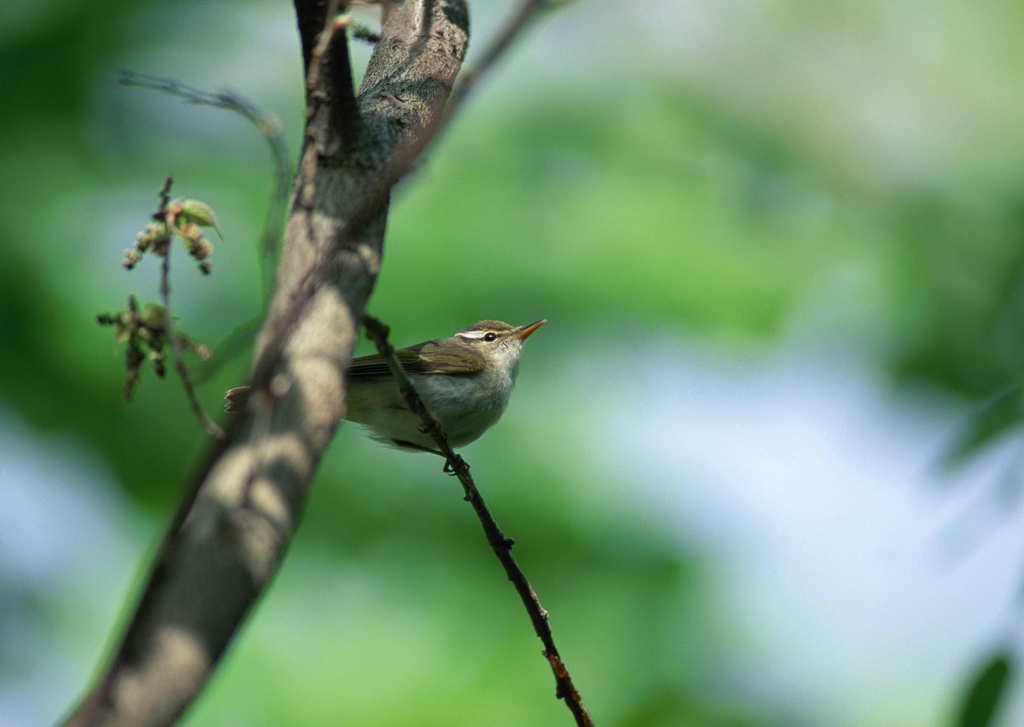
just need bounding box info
[443,454,468,476]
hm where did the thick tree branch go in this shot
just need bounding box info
[362,315,593,727]
[63,4,468,726]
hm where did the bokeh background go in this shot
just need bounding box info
[4,1,1024,725]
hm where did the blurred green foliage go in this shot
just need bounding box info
[4,0,1024,725]
[956,650,1015,727]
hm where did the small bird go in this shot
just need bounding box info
[226,319,546,453]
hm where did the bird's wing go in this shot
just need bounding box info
[416,339,487,374]
[347,340,486,378]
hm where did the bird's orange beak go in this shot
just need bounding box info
[513,319,547,341]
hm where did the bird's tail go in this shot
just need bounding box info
[223,385,251,412]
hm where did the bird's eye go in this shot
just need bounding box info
[483,332,497,342]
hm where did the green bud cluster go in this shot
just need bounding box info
[96,296,210,401]
[123,197,222,275]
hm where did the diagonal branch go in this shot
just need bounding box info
[362,315,593,727]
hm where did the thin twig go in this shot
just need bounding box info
[307,0,343,94]
[362,315,593,727]
[155,177,225,440]
[450,0,547,107]
[250,0,550,397]
[120,71,291,304]
[325,12,361,143]
[351,21,381,44]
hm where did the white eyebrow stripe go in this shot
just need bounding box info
[458,330,489,339]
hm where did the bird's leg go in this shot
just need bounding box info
[392,438,466,475]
